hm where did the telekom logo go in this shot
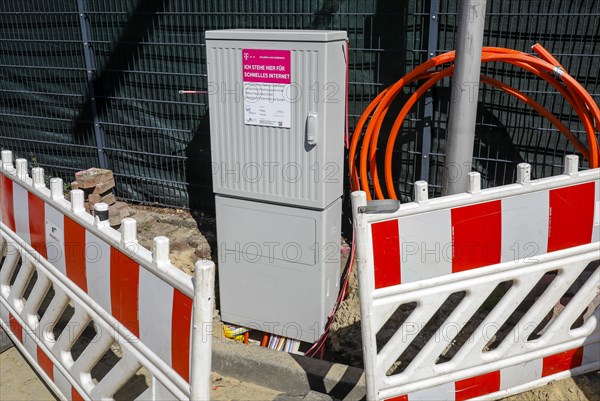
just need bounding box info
[243,52,250,60]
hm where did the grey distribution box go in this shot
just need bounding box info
[206,30,347,209]
[216,195,341,343]
[207,30,346,343]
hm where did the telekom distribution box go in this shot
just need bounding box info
[206,30,347,209]
[206,30,347,342]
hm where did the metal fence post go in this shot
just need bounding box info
[77,0,109,169]
[420,0,440,184]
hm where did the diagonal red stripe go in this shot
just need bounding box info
[371,219,401,288]
[72,388,85,401]
[36,346,54,381]
[110,247,140,337]
[172,289,192,382]
[8,313,22,343]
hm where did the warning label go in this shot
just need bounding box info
[242,49,291,128]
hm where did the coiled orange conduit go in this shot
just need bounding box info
[349,45,600,200]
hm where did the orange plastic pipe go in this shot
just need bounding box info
[350,46,600,199]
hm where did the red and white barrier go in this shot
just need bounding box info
[352,157,600,401]
[0,150,214,400]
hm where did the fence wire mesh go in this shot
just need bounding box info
[0,0,598,209]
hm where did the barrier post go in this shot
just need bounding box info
[190,259,216,401]
[351,191,377,401]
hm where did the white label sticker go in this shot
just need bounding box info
[242,49,291,128]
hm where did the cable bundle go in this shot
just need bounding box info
[349,44,600,200]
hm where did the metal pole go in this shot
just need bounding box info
[420,0,440,183]
[77,0,109,169]
[441,0,486,195]
[190,259,215,401]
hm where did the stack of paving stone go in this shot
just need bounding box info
[71,168,130,227]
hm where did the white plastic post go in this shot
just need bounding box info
[564,155,579,175]
[1,150,13,170]
[32,167,45,187]
[70,189,85,213]
[351,191,377,401]
[516,163,531,183]
[121,218,137,244]
[50,178,64,200]
[468,171,481,193]
[15,158,27,181]
[414,181,429,203]
[190,259,215,401]
[153,236,170,265]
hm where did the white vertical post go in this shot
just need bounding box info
[564,155,579,175]
[15,158,28,181]
[32,167,45,187]
[121,218,137,244]
[442,0,487,195]
[414,181,429,203]
[190,259,215,401]
[1,150,13,170]
[71,189,85,213]
[351,191,377,401]
[516,163,531,183]
[468,171,481,193]
[153,236,170,265]
[50,178,64,200]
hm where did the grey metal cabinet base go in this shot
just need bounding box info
[216,195,341,343]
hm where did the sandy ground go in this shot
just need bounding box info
[129,205,600,401]
[0,346,282,401]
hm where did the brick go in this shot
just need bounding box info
[74,168,114,189]
[102,193,117,205]
[109,202,130,226]
[111,201,129,212]
[88,194,100,204]
[92,178,115,194]
[88,192,116,206]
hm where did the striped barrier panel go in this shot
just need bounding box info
[352,156,600,401]
[0,150,215,400]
